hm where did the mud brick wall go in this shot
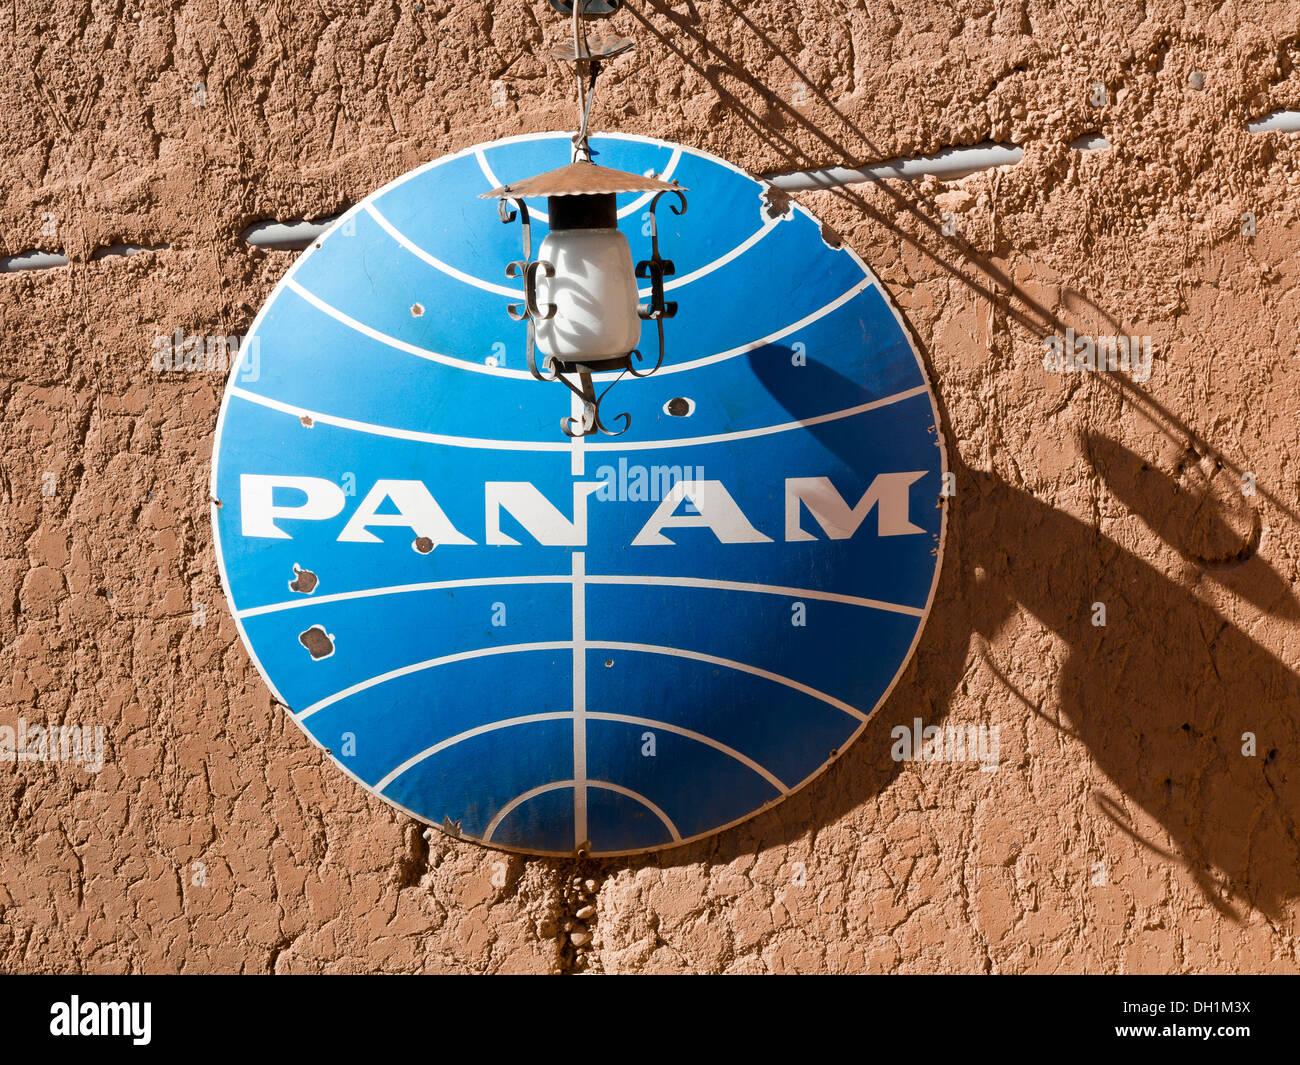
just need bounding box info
[2,0,1300,973]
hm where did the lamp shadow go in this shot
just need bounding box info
[555,3,1300,921]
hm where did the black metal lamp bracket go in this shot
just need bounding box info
[630,188,687,380]
[494,175,687,441]
[499,196,560,384]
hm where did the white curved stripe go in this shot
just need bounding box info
[615,147,683,218]
[284,277,535,380]
[586,712,788,793]
[375,165,768,302]
[228,382,926,453]
[302,637,860,778]
[476,149,550,221]
[646,276,870,379]
[364,204,523,299]
[295,641,570,720]
[589,641,867,722]
[284,270,871,386]
[237,575,572,619]
[657,216,779,294]
[372,710,782,803]
[591,783,681,842]
[474,146,683,223]
[230,386,569,451]
[481,779,680,843]
[373,712,572,793]
[238,573,922,620]
[586,575,924,617]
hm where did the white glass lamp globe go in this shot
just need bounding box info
[534,227,641,365]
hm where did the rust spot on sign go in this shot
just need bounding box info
[289,564,319,594]
[299,625,335,660]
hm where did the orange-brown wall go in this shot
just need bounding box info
[2,0,1299,973]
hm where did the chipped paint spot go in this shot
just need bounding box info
[289,564,318,594]
[298,625,335,660]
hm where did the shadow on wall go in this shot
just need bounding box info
[565,1,1300,921]
[745,356,1300,922]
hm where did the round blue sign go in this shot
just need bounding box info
[211,133,947,856]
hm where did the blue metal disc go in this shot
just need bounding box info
[211,132,948,856]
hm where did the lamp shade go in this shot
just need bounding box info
[534,227,641,364]
[479,159,683,200]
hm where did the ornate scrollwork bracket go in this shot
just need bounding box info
[631,187,688,381]
[498,197,559,383]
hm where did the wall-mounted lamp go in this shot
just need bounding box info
[480,0,687,438]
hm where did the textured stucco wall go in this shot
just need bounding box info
[2,0,1300,973]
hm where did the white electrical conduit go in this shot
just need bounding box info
[768,110,1293,192]
[1247,110,1300,133]
[769,134,1118,191]
[90,243,168,260]
[1,244,165,272]
[1,250,70,272]
[1,114,1296,270]
[769,141,1025,190]
[1070,133,1111,151]
[241,218,342,251]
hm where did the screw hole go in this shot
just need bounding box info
[664,396,694,417]
[411,302,424,317]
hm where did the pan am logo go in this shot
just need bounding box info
[210,132,948,856]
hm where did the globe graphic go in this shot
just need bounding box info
[211,132,947,856]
